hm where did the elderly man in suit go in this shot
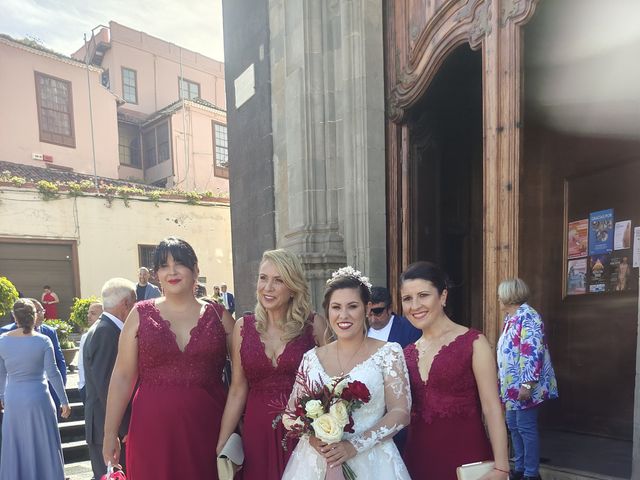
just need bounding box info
[135,267,161,301]
[84,278,136,479]
[367,286,421,347]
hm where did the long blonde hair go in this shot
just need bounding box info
[254,249,312,342]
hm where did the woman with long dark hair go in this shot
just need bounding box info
[103,237,235,479]
[400,261,509,480]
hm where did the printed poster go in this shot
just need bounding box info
[589,209,614,255]
[614,220,632,250]
[634,226,640,268]
[567,219,588,259]
[609,254,633,292]
[567,258,587,295]
[589,254,610,293]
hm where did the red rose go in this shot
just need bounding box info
[341,380,371,403]
[295,404,305,418]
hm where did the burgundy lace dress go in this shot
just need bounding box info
[126,300,228,480]
[403,329,492,479]
[239,314,315,480]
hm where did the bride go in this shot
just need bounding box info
[282,268,411,479]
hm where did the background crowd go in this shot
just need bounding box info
[0,236,557,480]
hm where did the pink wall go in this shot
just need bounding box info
[0,39,119,178]
[170,105,228,193]
[103,22,226,114]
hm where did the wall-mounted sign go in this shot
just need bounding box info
[633,226,640,268]
[234,63,255,109]
[568,219,588,259]
[588,209,614,255]
[614,220,632,250]
[567,258,587,295]
[588,254,609,293]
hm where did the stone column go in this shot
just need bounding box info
[269,0,387,309]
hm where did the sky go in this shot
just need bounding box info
[0,0,225,61]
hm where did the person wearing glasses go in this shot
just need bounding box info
[367,286,421,348]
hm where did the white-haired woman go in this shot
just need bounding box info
[497,278,558,480]
[217,248,327,480]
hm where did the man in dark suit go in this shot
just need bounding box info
[84,278,136,479]
[220,283,235,315]
[367,286,421,348]
[0,298,67,408]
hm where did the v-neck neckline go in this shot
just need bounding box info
[412,329,471,385]
[152,301,208,354]
[311,343,387,378]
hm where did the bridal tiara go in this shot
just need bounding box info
[327,266,372,292]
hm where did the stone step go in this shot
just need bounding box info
[59,420,86,443]
[62,440,89,465]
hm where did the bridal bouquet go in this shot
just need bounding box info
[275,371,371,480]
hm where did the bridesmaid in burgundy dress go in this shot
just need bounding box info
[217,249,327,480]
[400,262,510,480]
[102,237,235,480]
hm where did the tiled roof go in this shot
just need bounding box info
[143,98,226,126]
[0,161,160,191]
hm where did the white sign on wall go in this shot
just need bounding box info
[234,63,255,109]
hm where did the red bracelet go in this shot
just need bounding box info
[494,467,509,474]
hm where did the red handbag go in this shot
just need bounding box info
[101,462,127,480]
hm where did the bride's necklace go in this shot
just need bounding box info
[336,336,367,376]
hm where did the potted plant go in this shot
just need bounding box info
[0,277,19,324]
[68,296,100,333]
[43,319,77,365]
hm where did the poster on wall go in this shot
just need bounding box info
[609,254,633,291]
[634,226,640,268]
[589,209,614,255]
[568,219,588,259]
[567,258,587,295]
[589,254,610,293]
[614,220,632,250]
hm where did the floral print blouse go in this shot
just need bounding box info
[497,303,558,410]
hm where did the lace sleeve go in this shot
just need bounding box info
[348,343,411,453]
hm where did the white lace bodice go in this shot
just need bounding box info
[289,341,411,453]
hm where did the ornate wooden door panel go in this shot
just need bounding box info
[385,0,540,342]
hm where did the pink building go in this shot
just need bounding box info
[0,34,120,178]
[0,22,228,193]
[72,22,228,191]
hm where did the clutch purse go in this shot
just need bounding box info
[101,462,126,480]
[217,433,244,480]
[456,460,495,480]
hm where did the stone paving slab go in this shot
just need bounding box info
[65,460,94,480]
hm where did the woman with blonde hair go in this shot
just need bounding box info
[217,248,327,480]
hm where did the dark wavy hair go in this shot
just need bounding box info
[153,237,198,273]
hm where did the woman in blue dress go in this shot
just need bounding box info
[0,299,70,480]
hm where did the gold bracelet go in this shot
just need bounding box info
[494,467,509,474]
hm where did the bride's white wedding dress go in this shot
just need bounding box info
[282,342,412,480]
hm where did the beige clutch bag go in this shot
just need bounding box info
[456,461,495,480]
[217,433,244,480]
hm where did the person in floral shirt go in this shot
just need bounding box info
[497,278,558,480]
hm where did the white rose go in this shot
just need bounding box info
[312,413,344,444]
[305,399,325,419]
[329,400,349,427]
[282,415,304,430]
